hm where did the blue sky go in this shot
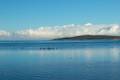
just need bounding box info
[0,0,120,31]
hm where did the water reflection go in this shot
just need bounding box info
[110,47,120,62]
[84,48,93,62]
[0,46,120,80]
[20,46,120,63]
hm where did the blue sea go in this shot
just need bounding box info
[0,40,120,80]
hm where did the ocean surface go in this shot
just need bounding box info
[0,40,120,80]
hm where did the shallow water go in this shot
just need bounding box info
[0,40,120,80]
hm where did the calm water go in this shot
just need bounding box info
[0,40,120,80]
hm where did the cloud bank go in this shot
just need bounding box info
[0,30,11,37]
[0,23,120,40]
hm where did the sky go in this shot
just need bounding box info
[0,0,120,39]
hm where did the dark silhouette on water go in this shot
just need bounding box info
[39,47,57,50]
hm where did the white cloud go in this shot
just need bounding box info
[15,23,120,39]
[16,27,61,39]
[0,30,11,37]
[0,23,120,40]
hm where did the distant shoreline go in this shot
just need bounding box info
[53,35,120,40]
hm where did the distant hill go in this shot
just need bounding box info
[53,35,120,40]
